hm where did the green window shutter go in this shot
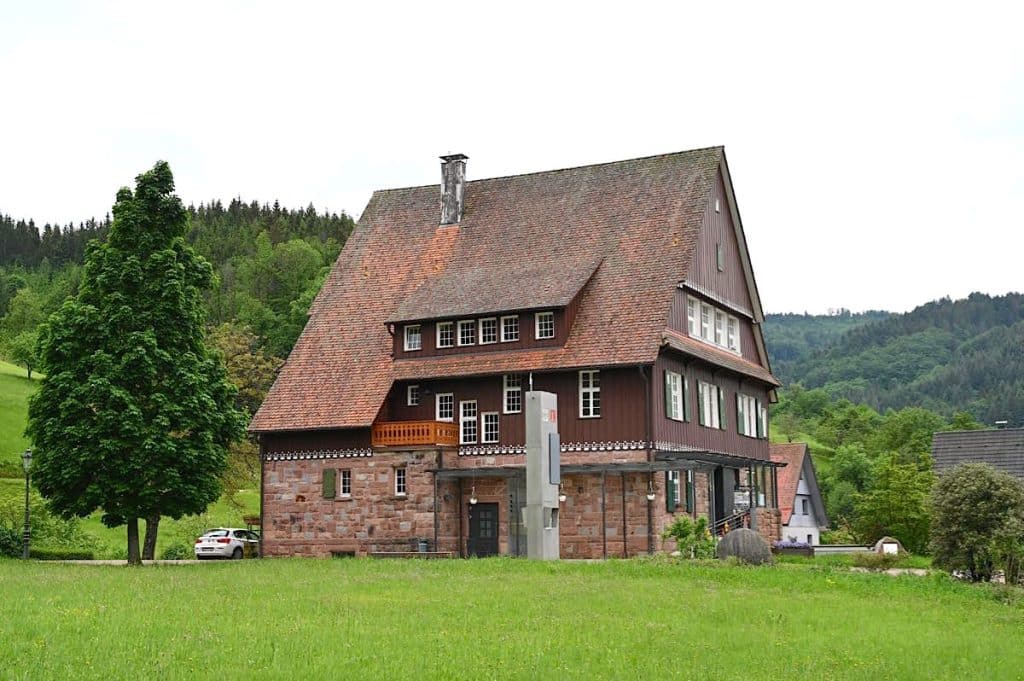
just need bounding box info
[664,370,673,419]
[718,387,727,430]
[685,472,695,513]
[665,471,676,512]
[683,376,692,422]
[323,468,336,499]
[737,394,745,436]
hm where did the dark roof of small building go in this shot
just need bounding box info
[932,429,1024,479]
[770,442,828,527]
[250,147,776,432]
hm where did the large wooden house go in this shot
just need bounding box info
[250,148,785,558]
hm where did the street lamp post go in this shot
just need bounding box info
[21,448,32,560]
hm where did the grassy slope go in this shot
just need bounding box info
[1,559,1021,679]
[0,360,38,468]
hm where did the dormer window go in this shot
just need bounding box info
[403,325,422,351]
[480,318,498,344]
[501,315,519,342]
[457,320,476,346]
[535,311,555,340]
[437,321,454,348]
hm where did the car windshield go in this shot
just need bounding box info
[203,530,229,538]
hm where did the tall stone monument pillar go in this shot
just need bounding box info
[525,390,560,560]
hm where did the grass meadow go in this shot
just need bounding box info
[1,558,1022,680]
[0,359,37,470]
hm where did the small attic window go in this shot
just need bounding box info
[714,198,721,213]
[404,325,422,351]
[716,243,725,272]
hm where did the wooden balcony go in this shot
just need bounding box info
[372,420,459,449]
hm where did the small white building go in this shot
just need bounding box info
[770,443,828,545]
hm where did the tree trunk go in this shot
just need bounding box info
[127,517,141,565]
[142,516,160,560]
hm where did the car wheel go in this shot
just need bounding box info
[231,547,243,560]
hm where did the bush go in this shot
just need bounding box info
[852,552,902,570]
[159,543,193,560]
[0,525,20,557]
[930,463,1024,582]
[28,548,94,560]
[661,516,716,559]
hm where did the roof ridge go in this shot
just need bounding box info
[369,146,725,195]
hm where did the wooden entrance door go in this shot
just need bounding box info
[467,503,499,557]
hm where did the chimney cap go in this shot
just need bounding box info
[440,153,469,162]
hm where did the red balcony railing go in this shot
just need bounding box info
[372,420,459,448]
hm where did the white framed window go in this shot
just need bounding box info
[503,374,522,414]
[436,393,454,422]
[535,311,555,340]
[801,498,809,515]
[437,321,454,348]
[698,381,722,429]
[727,317,739,353]
[579,370,601,418]
[395,467,407,496]
[460,400,478,444]
[407,384,420,407]
[665,371,684,421]
[340,469,352,497]
[479,317,498,344]
[737,394,758,438]
[482,412,499,443]
[700,303,712,340]
[403,325,422,351]
[687,297,699,337]
[668,470,680,508]
[714,311,725,345]
[501,315,519,342]
[457,320,476,346]
[759,404,768,440]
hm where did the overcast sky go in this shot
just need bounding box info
[2,2,1021,314]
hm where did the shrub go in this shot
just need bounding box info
[661,516,716,559]
[159,543,193,560]
[930,463,1024,582]
[0,525,20,557]
[852,552,901,570]
[28,548,94,560]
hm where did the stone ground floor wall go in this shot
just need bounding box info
[261,453,780,558]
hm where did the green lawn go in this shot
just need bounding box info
[0,359,38,470]
[0,559,1021,679]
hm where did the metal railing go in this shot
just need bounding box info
[712,509,751,536]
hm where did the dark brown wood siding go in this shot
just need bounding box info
[262,428,371,453]
[652,351,770,461]
[685,169,753,313]
[387,367,647,445]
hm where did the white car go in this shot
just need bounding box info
[194,528,260,560]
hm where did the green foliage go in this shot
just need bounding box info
[0,524,18,557]
[930,463,1024,582]
[5,329,38,378]
[25,161,245,563]
[661,515,716,558]
[820,526,858,545]
[854,454,935,554]
[851,551,903,570]
[28,548,95,560]
[158,543,193,560]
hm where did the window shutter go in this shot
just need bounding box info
[663,370,673,419]
[683,376,692,422]
[685,472,695,513]
[718,387,727,430]
[756,400,764,438]
[665,472,676,512]
[698,383,706,426]
[323,468,336,499]
[737,394,745,436]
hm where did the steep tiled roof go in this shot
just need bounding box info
[932,429,1024,480]
[661,329,780,386]
[770,442,807,525]
[251,148,732,431]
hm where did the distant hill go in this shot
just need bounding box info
[766,293,1024,427]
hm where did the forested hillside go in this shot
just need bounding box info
[767,293,1024,428]
[764,309,891,381]
[0,200,355,362]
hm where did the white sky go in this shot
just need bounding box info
[1,1,1021,314]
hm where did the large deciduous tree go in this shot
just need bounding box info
[27,161,244,565]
